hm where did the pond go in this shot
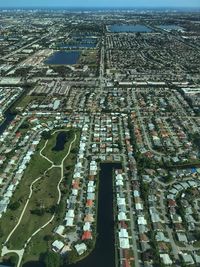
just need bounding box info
[52,131,68,152]
[44,51,80,65]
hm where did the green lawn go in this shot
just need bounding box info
[7,167,61,250]
[0,128,80,264]
[21,131,80,264]
[12,95,45,112]
[0,141,51,248]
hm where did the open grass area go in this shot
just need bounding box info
[21,130,81,264]
[0,140,51,248]
[7,167,61,250]
[12,95,45,112]
[1,127,80,265]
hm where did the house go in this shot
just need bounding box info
[177,233,188,243]
[155,232,169,242]
[181,253,195,265]
[119,238,130,249]
[54,225,65,236]
[118,212,127,221]
[82,231,92,240]
[52,240,65,253]
[138,216,147,225]
[75,243,87,255]
[160,254,173,265]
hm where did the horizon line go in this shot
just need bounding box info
[0,6,199,8]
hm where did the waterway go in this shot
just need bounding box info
[44,51,80,65]
[22,162,121,267]
[0,109,15,135]
[52,131,68,151]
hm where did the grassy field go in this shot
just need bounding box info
[21,130,80,264]
[12,95,45,112]
[0,140,51,248]
[7,167,61,250]
[1,128,80,264]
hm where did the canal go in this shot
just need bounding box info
[0,109,15,135]
[22,163,121,267]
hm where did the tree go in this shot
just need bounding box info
[9,201,20,211]
[44,251,61,267]
[0,226,4,238]
[67,249,79,264]
[41,131,51,140]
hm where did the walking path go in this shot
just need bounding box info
[1,131,77,267]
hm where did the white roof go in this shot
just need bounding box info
[119,238,130,249]
[116,180,123,186]
[118,212,127,221]
[65,209,75,218]
[137,216,147,225]
[52,240,64,251]
[75,243,87,255]
[117,197,126,206]
[133,190,140,197]
[72,189,78,196]
[119,228,128,238]
[54,225,65,236]
[83,222,91,231]
[160,254,173,265]
[65,217,74,227]
[135,203,143,210]
[87,186,95,193]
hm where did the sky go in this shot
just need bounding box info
[0,0,199,8]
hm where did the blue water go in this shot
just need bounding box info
[108,24,152,33]
[44,51,80,65]
[80,38,97,43]
[158,25,183,31]
[52,131,68,151]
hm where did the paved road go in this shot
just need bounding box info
[132,90,164,157]
[119,118,140,267]
[2,34,49,60]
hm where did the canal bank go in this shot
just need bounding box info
[0,86,27,135]
[65,162,122,267]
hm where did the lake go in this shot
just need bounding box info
[44,51,80,65]
[52,131,68,151]
[108,24,153,33]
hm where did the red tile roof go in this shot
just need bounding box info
[82,231,92,240]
